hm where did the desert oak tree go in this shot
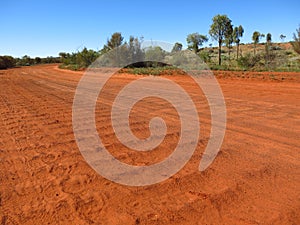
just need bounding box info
[252,31,264,55]
[186,33,208,54]
[209,14,233,65]
[233,25,244,59]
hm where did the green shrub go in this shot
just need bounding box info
[237,53,262,69]
[0,56,16,69]
[198,51,211,63]
[59,64,81,71]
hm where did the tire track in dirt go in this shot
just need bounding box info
[0,64,299,224]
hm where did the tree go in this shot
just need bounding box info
[265,33,272,67]
[59,52,67,59]
[34,57,41,64]
[99,34,144,67]
[252,31,264,55]
[127,36,145,62]
[76,47,99,67]
[145,46,165,63]
[186,33,208,53]
[225,23,233,60]
[291,25,300,55]
[101,32,125,67]
[106,32,124,50]
[209,14,232,65]
[21,55,33,66]
[172,42,183,53]
[280,34,286,42]
[99,45,110,55]
[233,25,244,59]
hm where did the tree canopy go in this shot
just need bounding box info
[186,33,208,53]
[233,25,244,59]
[209,14,232,65]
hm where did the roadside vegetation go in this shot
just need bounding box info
[1,16,299,73]
[0,55,60,70]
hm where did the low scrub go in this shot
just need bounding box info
[237,53,262,69]
[120,66,185,76]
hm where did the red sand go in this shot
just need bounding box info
[0,64,299,224]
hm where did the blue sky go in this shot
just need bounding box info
[0,0,299,57]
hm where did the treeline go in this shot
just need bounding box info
[59,48,100,70]
[59,15,300,71]
[1,14,299,71]
[59,34,145,70]
[0,56,15,69]
[0,55,60,70]
[184,15,299,70]
[59,34,183,70]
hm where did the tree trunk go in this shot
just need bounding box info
[218,40,222,66]
[237,43,239,59]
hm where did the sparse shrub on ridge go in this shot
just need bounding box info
[237,53,262,69]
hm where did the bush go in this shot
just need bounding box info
[123,66,183,76]
[59,64,81,71]
[198,51,211,63]
[0,56,16,69]
[237,53,262,69]
[59,48,99,69]
[270,46,282,51]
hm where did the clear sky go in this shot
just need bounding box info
[1,0,299,57]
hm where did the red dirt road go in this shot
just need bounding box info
[0,65,299,224]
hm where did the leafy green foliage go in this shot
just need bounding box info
[233,25,244,59]
[225,23,234,59]
[198,51,211,63]
[145,46,165,62]
[209,14,232,65]
[0,56,16,69]
[59,48,100,69]
[76,48,99,68]
[127,36,145,63]
[123,66,184,76]
[94,33,145,67]
[106,32,124,50]
[186,33,208,53]
[3,15,299,73]
[252,31,265,55]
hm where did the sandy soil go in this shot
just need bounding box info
[0,64,299,224]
